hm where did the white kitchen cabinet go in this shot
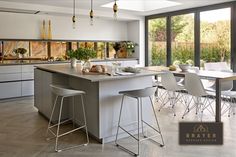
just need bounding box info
[0,82,21,99]
[0,65,21,82]
[0,65,21,74]
[0,73,21,82]
[22,80,34,96]
[0,60,138,99]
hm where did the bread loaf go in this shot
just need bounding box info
[90,65,107,73]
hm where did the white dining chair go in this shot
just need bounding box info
[182,73,213,119]
[204,69,235,117]
[158,71,186,116]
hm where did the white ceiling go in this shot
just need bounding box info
[0,0,234,20]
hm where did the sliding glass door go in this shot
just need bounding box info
[148,17,167,66]
[200,8,231,68]
[146,3,234,68]
[171,13,194,65]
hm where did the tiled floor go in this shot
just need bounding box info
[0,96,235,157]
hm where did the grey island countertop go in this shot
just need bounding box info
[35,64,160,82]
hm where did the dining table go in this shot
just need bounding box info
[143,66,236,122]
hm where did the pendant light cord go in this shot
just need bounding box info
[73,0,75,17]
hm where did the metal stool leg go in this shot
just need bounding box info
[81,94,89,145]
[137,98,140,156]
[115,95,125,145]
[55,96,64,152]
[149,96,165,146]
[140,98,145,137]
[115,96,140,156]
[46,95,58,138]
[72,96,75,128]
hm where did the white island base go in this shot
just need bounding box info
[34,65,157,143]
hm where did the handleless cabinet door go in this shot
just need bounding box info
[22,80,34,96]
[0,82,21,99]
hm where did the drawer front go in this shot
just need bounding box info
[22,72,34,80]
[0,82,21,99]
[22,80,34,96]
[0,65,21,74]
[21,65,35,73]
[0,73,21,82]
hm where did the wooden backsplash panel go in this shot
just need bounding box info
[30,41,48,58]
[50,42,67,58]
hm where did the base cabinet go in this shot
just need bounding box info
[0,60,138,100]
[34,69,69,121]
[0,82,21,99]
[22,80,34,96]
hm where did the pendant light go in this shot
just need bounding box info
[90,0,94,25]
[72,0,76,29]
[113,0,118,20]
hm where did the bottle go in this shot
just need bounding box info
[41,20,46,39]
[48,20,52,39]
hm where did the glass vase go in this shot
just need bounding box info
[81,60,91,72]
[70,58,77,68]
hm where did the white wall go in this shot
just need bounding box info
[0,12,128,40]
[128,18,145,66]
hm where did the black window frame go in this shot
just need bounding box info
[145,1,236,68]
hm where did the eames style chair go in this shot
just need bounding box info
[182,73,213,119]
[158,71,186,116]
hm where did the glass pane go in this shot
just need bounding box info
[50,42,67,59]
[30,41,48,59]
[108,42,116,58]
[78,42,94,49]
[171,13,194,65]
[148,17,167,66]
[97,42,105,59]
[200,8,231,69]
[71,42,78,50]
[3,41,29,57]
[86,42,94,49]
[0,41,3,59]
[79,42,86,48]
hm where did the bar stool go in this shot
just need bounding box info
[115,87,164,156]
[46,84,89,152]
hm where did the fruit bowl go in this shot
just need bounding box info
[179,64,191,72]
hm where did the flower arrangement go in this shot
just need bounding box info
[13,48,27,55]
[124,41,138,56]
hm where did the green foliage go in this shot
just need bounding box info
[123,41,138,56]
[149,15,189,42]
[149,18,167,41]
[151,44,166,66]
[172,45,194,64]
[149,13,230,67]
[13,48,27,55]
[66,49,77,59]
[151,43,230,66]
[76,48,96,61]
[66,48,96,61]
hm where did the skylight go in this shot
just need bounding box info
[101,0,181,12]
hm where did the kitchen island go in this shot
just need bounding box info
[34,64,160,143]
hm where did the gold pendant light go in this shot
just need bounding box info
[90,0,94,25]
[113,0,118,20]
[72,0,76,29]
